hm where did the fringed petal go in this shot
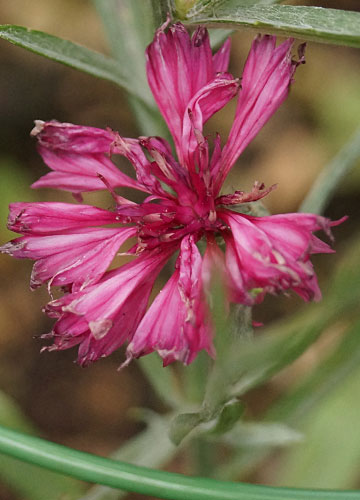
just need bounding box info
[220,210,344,303]
[42,246,176,365]
[146,23,237,164]
[217,36,305,191]
[126,235,213,366]
[32,121,154,194]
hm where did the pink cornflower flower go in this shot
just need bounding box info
[1,22,345,366]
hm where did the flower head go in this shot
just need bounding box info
[1,22,344,366]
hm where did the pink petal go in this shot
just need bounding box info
[2,227,136,290]
[34,227,136,290]
[146,24,211,131]
[32,121,152,194]
[181,75,239,167]
[217,36,305,190]
[216,182,276,206]
[220,209,340,302]
[146,23,237,163]
[251,213,345,256]
[139,136,191,192]
[212,38,231,73]
[7,202,118,234]
[127,235,213,366]
[43,246,176,365]
[32,120,117,153]
[32,147,142,194]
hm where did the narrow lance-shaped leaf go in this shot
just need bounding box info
[0,24,153,106]
[185,4,360,48]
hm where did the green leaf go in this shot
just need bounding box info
[203,310,325,415]
[217,318,360,480]
[300,126,360,214]
[169,399,244,445]
[219,421,303,449]
[170,411,206,445]
[209,400,246,436]
[186,0,282,19]
[185,4,360,48]
[0,24,152,106]
[92,0,154,100]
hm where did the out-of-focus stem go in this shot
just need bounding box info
[192,438,216,478]
[151,0,172,25]
[300,126,360,215]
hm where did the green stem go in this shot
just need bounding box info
[0,426,359,499]
[192,438,216,477]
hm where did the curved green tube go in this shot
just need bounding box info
[0,425,359,500]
